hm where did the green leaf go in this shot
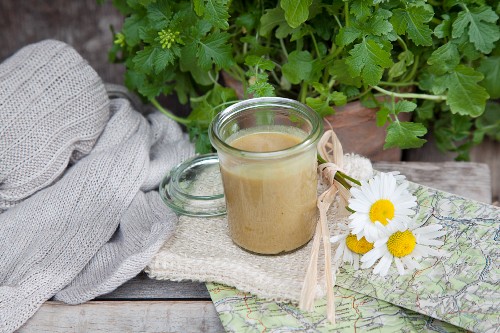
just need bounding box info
[280,0,313,28]
[188,126,213,154]
[247,80,276,97]
[329,60,362,87]
[110,0,134,15]
[391,5,434,46]
[427,42,460,74]
[244,55,276,71]
[133,46,156,73]
[416,100,435,121]
[384,122,427,149]
[179,43,212,86]
[236,12,258,30]
[434,14,452,39]
[204,0,230,30]
[173,72,194,104]
[475,101,500,140]
[345,39,393,86]
[259,8,287,37]
[376,107,391,126]
[436,65,489,117]
[360,93,379,108]
[282,50,314,84]
[366,9,393,37]
[343,86,361,99]
[394,100,417,114]
[389,50,414,78]
[193,0,204,16]
[124,67,146,93]
[138,26,156,43]
[336,27,362,46]
[196,32,233,70]
[452,6,500,54]
[478,56,500,98]
[152,46,178,73]
[306,97,333,117]
[329,91,347,106]
[350,0,372,21]
[147,0,171,24]
[123,14,148,46]
[189,85,238,124]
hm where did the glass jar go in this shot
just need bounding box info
[209,97,322,255]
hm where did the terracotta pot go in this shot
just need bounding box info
[324,101,410,161]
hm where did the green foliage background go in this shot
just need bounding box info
[106,0,500,159]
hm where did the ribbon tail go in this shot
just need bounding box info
[299,221,322,312]
[318,188,338,324]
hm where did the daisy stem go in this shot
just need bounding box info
[334,175,352,190]
[337,171,361,186]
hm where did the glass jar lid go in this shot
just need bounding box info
[159,154,226,217]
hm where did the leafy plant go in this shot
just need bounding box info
[105,0,500,158]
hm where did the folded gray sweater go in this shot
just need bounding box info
[0,40,194,332]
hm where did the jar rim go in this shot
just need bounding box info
[209,97,323,159]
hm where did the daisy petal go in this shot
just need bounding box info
[353,254,360,270]
[360,247,384,268]
[374,254,392,276]
[344,248,354,265]
[333,244,345,262]
[330,234,347,243]
[401,256,420,270]
[349,201,371,213]
[394,257,406,275]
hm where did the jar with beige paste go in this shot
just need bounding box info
[209,97,322,255]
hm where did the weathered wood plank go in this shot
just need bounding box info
[97,272,210,300]
[404,136,499,204]
[373,161,492,204]
[18,301,225,333]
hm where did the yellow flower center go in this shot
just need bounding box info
[369,199,395,225]
[387,230,416,258]
[345,234,374,254]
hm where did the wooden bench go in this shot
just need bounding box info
[18,161,493,332]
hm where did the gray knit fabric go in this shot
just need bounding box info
[0,40,194,332]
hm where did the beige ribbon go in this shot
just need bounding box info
[299,130,352,324]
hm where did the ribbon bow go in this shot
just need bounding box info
[299,129,352,324]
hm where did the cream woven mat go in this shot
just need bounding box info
[146,154,373,304]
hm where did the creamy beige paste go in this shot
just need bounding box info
[221,129,317,254]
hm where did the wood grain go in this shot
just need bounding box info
[18,301,224,333]
[405,136,499,204]
[373,161,492,204]
[96,272,210,300]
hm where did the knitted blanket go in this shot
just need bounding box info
[0,40,194,332]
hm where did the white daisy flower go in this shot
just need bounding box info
[360,218,447,276]
[348,172,417,242]
[331,230,374,270]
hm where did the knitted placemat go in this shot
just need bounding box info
[146,154,374,303]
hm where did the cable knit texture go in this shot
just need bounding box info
[0,40,194,332]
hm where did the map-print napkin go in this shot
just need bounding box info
[334,182,499,332]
